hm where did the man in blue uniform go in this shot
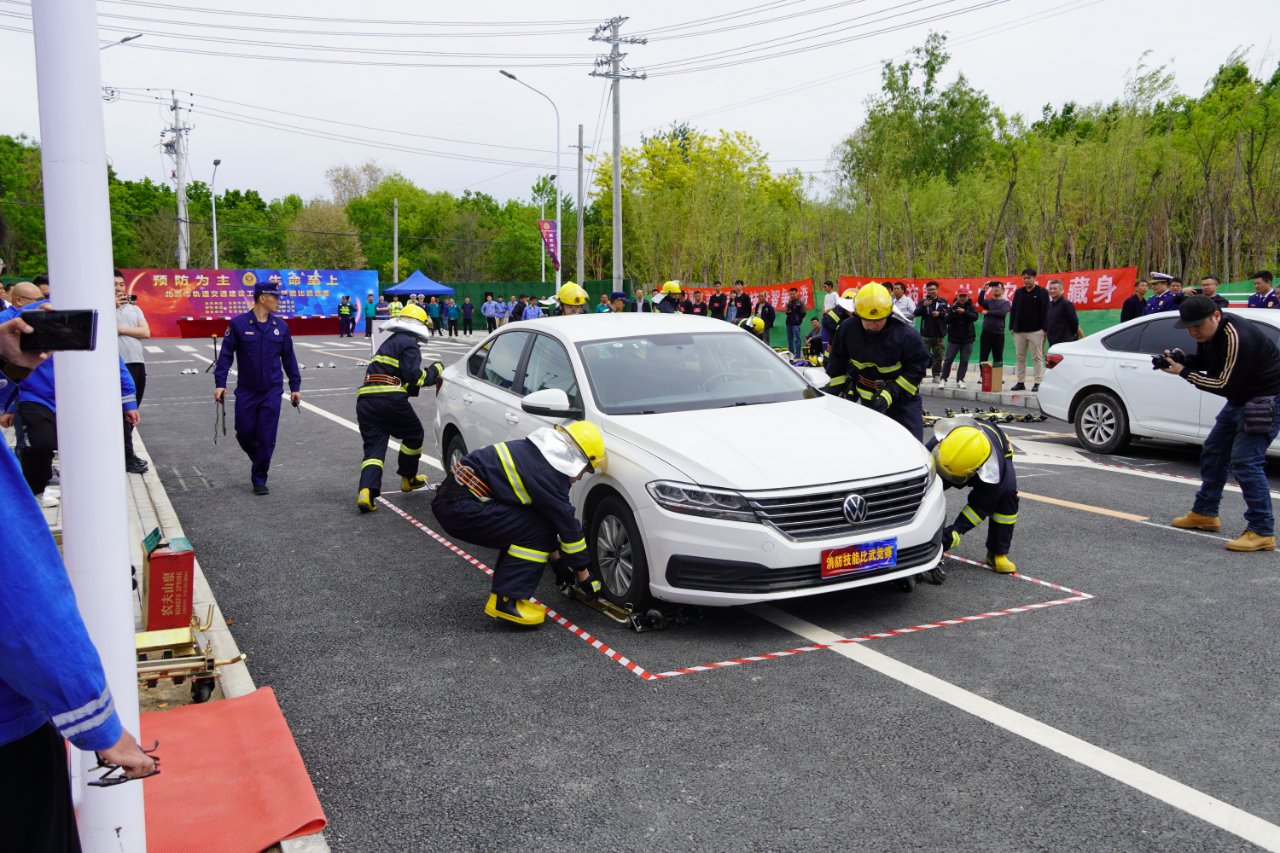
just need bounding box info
[214,282,302,495]
[826,281,931,441]
[337,294,355,337]
[432,422,607,627]
[1247,270,1279,309]
[1143,275,1180,314]
[355,304,444,513]
[929,416,1020,574]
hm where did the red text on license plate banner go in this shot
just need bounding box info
[820,538,897,578]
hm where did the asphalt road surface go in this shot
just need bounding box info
[137,333,1280,852]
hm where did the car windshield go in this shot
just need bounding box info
[577,331,816,414]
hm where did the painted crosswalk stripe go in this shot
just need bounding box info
[295,341,323,348]
[145,345,164,353]
[176,345,197,352]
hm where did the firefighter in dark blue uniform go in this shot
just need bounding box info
[825,281,931,441]
[820,289,854,353]
[214,282,302,495]
[654,280,683,313]
[355,304,444,512]
[431,422,607,626]
[928,417,1019,573]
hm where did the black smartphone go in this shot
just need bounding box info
[19,309,98,351]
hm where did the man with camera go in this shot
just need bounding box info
[1158,296,1280,551]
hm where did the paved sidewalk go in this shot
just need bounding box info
[918,374,1042,410]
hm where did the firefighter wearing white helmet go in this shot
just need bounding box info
[654,280,684,314]
[927,416,1020,574]
[355,302,445,513]
[555,281,590,316]
[820,286,856,354]
[825,281,932,440]
[431,421,608,626]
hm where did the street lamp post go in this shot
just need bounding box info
[211,158,221,269]
[500,70,561,292]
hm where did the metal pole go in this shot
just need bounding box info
[540,196,545,285]
[392,197,399,283]
[172,91,189,269]
[31,0,146,848]
[576,122,585,287]
[554,112,561,292]
[211,158,221,269]
[610,23,623,292]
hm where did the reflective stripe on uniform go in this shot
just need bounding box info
[895,375,918,395]
[357,385,408,396]
[856,388,873,400]
[827,375,847,386]
[400,445,423,457]
[371,354,400,368]
[560,537,587,555]
[992,512,1018,525]
[507,544,549,563]
[961,505,983,526]
[850,358,902,373]
[362,458,384,470]
[495,442,532,505]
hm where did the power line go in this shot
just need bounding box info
[94,0,599,28]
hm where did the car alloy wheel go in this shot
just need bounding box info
[1080,400,1116,446]
[595,515,633,596]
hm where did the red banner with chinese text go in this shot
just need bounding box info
[837,267,1136,311]
[691,279,814,312]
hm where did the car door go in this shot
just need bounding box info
[511,333,583,439]
[1122,317,1206,439]
[462,330,532,449]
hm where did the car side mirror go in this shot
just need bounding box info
[801,367,830,389]
[521,388,584,419]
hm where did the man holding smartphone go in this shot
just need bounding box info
[214,282,302,496]
[115,270,150,474]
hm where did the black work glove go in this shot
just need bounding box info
[862,390,891,414]
[576,573,603,601]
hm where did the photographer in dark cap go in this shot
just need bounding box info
[1159,296,1280,551]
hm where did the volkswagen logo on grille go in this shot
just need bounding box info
[842,493,869,524]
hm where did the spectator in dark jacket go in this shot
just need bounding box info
[1198,275,1230,310]
[733,283,753,323]
[1046,279,1082,346]
[1120,279,1149,322]
[784,288,807,357]
[913,281,949,382]
[977,281,1011,367]
[707,284,727,320]
[940,290,980,387]
[1009,268,1050,391]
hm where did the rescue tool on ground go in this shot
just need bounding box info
[928,416,1020,574]
[355,302,444,513]
[431,422,607,627]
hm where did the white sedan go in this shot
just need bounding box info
[433,313,946,608]
[1038,307,1280,454]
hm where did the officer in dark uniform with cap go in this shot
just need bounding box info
[214,281,302,495]
[355,303,444,513]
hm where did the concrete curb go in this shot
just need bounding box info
[132,434,330,853]
[919,382,1041,410]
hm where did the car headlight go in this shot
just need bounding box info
[924,452,938,491]
[646,481,759,523]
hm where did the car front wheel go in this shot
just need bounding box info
[1075,391,1131,454]
[589,495,651,608]
[443,431,468,471]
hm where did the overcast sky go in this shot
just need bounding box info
[2,0,1278,207]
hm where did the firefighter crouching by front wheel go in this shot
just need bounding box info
[825,281,931,441]
[355,303,444,513]
[431,422,608,627]
[929,417,1019,574]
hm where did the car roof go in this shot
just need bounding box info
[501,312,739,344]
[1114,307,1280,329]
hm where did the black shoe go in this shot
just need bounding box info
[125,457,149,474]
[253,484,270,495]
[1010,382,1026,391]
[1032,383,1040,392]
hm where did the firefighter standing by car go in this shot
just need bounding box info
[825,281,931,441]
[821,288,856,352]
[431,422,607,626]
[653,280,684,313]
[355,303,444,513]
[929,416,1020,573]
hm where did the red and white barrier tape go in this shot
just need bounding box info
[381,497,1095,682]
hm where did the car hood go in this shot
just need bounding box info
[604,397,930,491]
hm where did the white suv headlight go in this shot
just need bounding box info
[646,481,759,523]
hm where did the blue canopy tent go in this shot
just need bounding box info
[382,270,454,297]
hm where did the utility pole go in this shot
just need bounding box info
[392,197,399,283]
[162,91,190,268]
[590,16,645,293]
[575,122,585,287]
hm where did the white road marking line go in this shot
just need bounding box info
[1135,519,1234,543]
[750,605,1280,853]
[175,344,197,352]
[295,341,323,348]
[1000,424,1059,434]
[145,345,165,353]
[188,353,443,470]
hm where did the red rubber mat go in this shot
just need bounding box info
[140,687,326,851]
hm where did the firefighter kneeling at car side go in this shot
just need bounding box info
[929,417,1019,574]
[431,422,607,627]
[355,303,444,513]
[825,281,931,441]
[737,316,767,340]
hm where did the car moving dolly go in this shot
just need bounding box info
[925,406,1049,426]
[555,582,702,633]
[135,606,245,704]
